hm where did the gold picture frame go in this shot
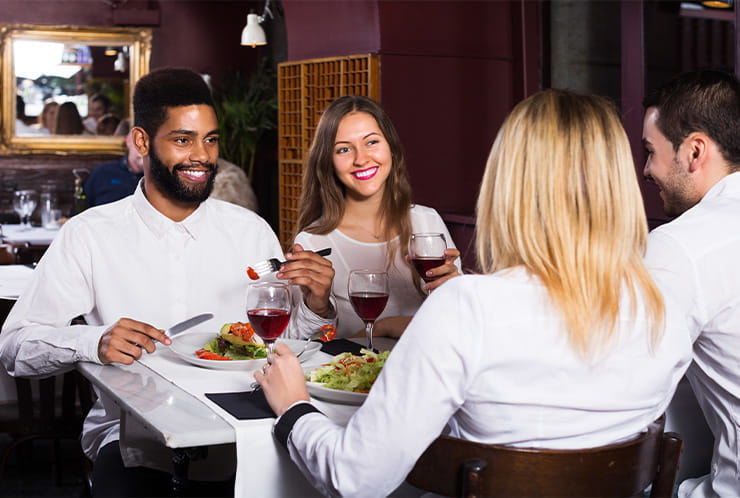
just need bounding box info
[0,24,151,155]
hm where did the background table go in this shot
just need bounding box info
[0,264,34,300]
[1,224,59,246]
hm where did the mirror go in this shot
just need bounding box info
[0,24,151,155]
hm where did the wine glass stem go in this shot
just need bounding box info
[266,341,275,356]
[365,321,374,352]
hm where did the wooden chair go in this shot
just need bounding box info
[0,371,94,487]
[406,416,682,498]
[0,300,94,491]
[0,240,43,266]
[0,241,23,265]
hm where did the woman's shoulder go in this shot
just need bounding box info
[409,204,448,231]
[409,204,441,218]
[295,229,333,248]
[434,268,540,299]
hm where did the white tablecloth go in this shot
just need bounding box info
[0,264,34,299]
[1,224,59,245]
[138,341,357,497]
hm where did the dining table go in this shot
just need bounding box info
[76,335,401,497]
[0,224,60,247]
[0,264,34,301]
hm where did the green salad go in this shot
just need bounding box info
[201,336,267,360]
[306,349,389,393]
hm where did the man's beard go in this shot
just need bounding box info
[148,145,217,204]
[660,155,699,218]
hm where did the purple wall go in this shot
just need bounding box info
[283,0,380,61]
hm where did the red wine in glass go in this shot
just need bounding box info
[350,292,389,321]
[247,308,290,340]
[411,257,446,283]
[409,233,447,289]
[348,270,389,351]
[247,282,292,354]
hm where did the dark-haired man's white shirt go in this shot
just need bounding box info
[0,182,335,477]
[645,172,740,498]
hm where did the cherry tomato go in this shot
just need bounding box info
[196,349,232,361]
[230,322,255,341]
[317,324,337,342]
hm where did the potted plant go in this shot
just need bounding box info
[213,58,277,181]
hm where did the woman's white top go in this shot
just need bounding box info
[287,268,692,497]
[295,204,460,338]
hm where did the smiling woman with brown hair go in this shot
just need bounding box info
[255,89,692,497]
[294,95,462,339]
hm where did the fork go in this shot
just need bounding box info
[246,248,332,280]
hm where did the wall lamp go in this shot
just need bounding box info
[241,0,273,48]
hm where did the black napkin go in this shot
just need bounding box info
[205,389,276,420]
[318,338,365,356]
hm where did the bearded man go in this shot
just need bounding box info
[0,68,335,496]
[643,70,740,498]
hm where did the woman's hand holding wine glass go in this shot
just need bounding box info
[408,233,461,293]
[348,270,389,352]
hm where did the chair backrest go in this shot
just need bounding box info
[0,242,19,264]
[0,241,38,265]
[406,416,682,498]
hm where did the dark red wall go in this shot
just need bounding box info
[376,1,518,214]
[0,0,260,89]
[283,0,381,60]
[282,0,538,218]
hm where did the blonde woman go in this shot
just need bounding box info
[31,100,59,135]
[255,90,691,496]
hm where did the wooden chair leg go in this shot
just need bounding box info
[650,432,684,498]
[461,459,487,498]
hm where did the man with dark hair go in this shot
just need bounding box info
[85,132,144,207]
[83,92,113,134]
[643,70,740,498]
[0,67,335,496]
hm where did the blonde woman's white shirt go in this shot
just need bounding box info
[285,268,692,497]
[646,172,740,498]
[0,183,334,478]
[295,204,461,339]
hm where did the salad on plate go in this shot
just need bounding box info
[306,349,389,393]
[196,322,266,361]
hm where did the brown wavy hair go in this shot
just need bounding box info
[295,96,416,277]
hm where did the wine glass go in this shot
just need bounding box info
[348,270,389,352]
[247,282,292,356]
[409,233,447,287]
[13,190,38,231]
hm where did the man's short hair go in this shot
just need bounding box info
[644,70,740,168]
[90,93,112,111]
[133,68,215,138]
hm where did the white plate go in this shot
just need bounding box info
[170,332,320,371]
[306,381,368,405]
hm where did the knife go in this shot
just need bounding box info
[165,313,214,338]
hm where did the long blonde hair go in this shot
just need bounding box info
[476,90,664,357]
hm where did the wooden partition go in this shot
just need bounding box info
[277,54,379,247]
